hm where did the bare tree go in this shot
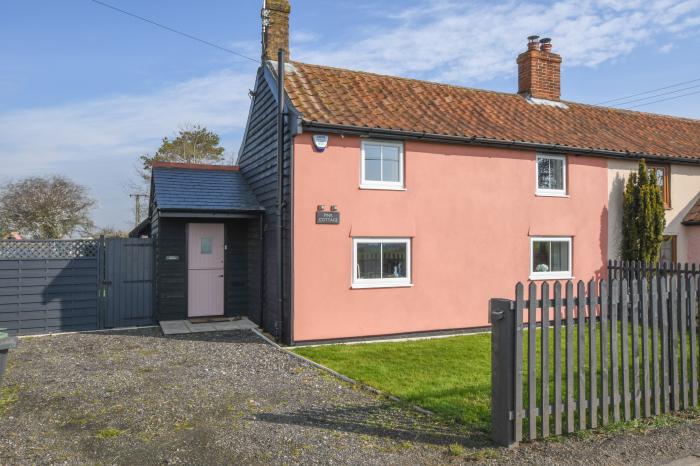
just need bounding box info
[0,176,96,239]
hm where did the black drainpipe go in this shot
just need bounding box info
[276,48,286,342]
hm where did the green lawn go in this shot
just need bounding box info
[294,334,493,431]
[294,328,697,435]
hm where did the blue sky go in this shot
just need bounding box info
[2,0,700,230]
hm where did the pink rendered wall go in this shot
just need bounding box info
[292,134,609,342]
[688,228,700,264]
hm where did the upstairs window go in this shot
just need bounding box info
[647,164,671,208]
[536,154,567,196]
[361,140,404,190]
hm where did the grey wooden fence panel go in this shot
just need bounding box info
[514,283,525,443]
[528,282,537,440]
[631,280,641,419]
[611,279,621,422]
[670,275,680,411]
[691,277,698,407]
[0,238,153,336]
[565,281,575,433]
[588,280,598,428]
[661,277,671,413]
[0,254,100,336]
[651,278,661,416]
[641,279,651,417]
[104,238,154,329]
[492,263,700,447]
[541,282,550,438]
[600,280,609,426]
[554,282,563,435]
[577,281,586,430]
[680,276,689,409]
[621,278,631,421]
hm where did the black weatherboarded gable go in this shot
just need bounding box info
[237,64,294,344]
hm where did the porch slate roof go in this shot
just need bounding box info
[151,164,263,213]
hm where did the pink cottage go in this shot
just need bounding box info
[138,1,700,345]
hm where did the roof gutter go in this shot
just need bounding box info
[301,121,700,165]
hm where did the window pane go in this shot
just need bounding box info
[660,237,675,264]
[382,146,401,182]
[357,243,381,279]
[201,237,213,255]
[538,157,564,190]
[549,241,569,272]
[652,168,663,187]
[364,145,382,181]
[382,243,406,278]
[533,241,550,273]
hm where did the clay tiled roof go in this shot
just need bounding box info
[683,196,700,225]
[283,61,700,161]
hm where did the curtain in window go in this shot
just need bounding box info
[538,157,564,190]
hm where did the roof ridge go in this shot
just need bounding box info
[288,60,700,125]
[151,161,240,172]
[564,99,700,124]
[288,60,519,99]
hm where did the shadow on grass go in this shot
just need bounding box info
[254,403,491,447]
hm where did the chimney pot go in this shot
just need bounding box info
[527,35,540,51]
[539,37,553,53]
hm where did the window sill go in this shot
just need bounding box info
[535,192,569,198]
[351,283,413,289]
[529,274,573,281]
[359,185,407,191]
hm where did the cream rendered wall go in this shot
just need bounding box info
[608,159,700,262]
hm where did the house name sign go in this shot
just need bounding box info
[315,210,340,225]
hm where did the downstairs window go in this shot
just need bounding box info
[353,238,411,288]
[530,237,572,280]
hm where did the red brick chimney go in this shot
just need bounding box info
[261,0,291,61]
[517,36,562,100]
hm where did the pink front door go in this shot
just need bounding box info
[187,223,225,317]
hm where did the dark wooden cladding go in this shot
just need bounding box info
[491,263,700,447]
[153,217,262,323]
[238,68,293,343]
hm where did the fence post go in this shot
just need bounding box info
[490,298,517,447]
[97,235,107,329]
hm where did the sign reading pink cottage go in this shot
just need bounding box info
[232,0,700,344]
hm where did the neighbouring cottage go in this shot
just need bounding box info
[135,0,700,345]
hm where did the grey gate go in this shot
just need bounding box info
[101,238,154,329]
[0,238,154,336]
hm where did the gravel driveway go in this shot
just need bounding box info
[0,328,487,465]
[1,328,700,465]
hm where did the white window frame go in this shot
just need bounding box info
[360,140,405,190]
[535,154,567,197]
[529,236,573,280]
[352,237,412,289]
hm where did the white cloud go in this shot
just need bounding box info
[0,67,257,228]
[296,0,700,84]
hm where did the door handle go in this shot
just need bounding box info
[219,274,224,278]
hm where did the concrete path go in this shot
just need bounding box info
[159,317,257,335]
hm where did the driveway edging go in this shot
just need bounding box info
[250,328,435,416]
